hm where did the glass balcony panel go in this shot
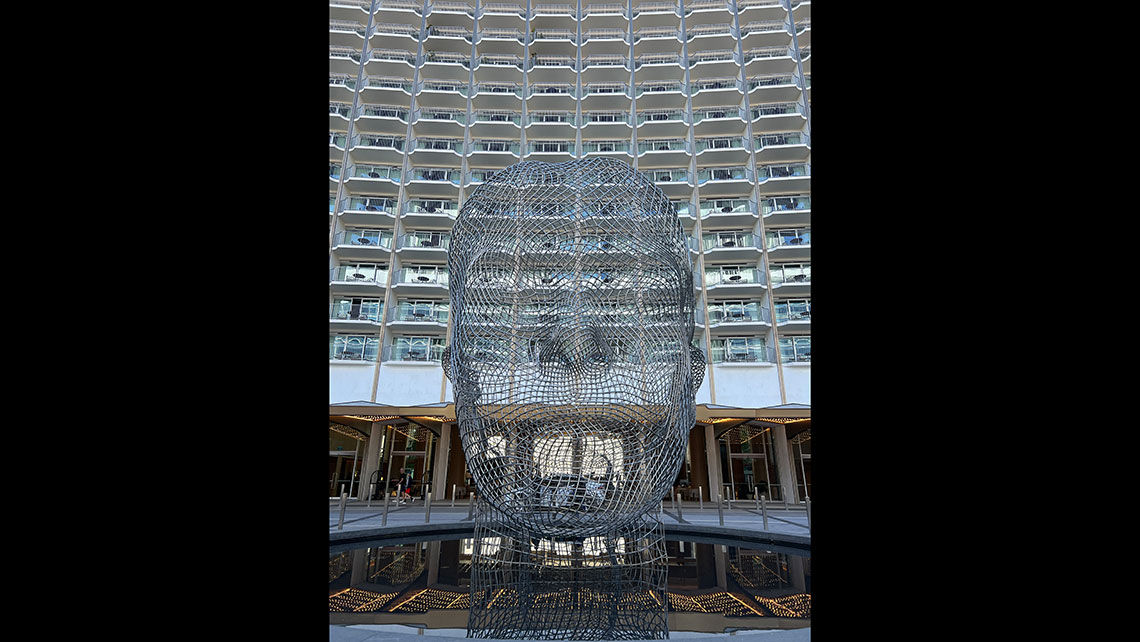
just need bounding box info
[755,132,805,147]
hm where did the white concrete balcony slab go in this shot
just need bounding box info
[329,22,367,49]
[365,50,418,79]
[330,0,375,23]
[424,3,476,27]
[636,112,688,138]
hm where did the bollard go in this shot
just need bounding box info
[754,487,760,512]
[675,493,683,521]
[805,496,811,531]
[699,486,704,511]
[760,493,768,530]
[368,483,376,508]
[340,483,345,497]
[670,493,677,514]
[467,493,476,519]
[425,491,432,523]
[716,493,724,526]
[451,484,457,508]
[337,491,348,530]
[382,484,391,526]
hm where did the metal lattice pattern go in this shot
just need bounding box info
[444,158,703,639]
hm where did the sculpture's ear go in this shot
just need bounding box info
[690,346,706,395]
[441,345,452,382]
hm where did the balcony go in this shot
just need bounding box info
[704,268,767,296]
[341,196,399,225]
[702,231,762,261]
[330,335,381,363]
[477,3,526,29]
[345,164,403,196]
[528,55,578,82]
[392,266,450,296]
[329,74,356,103]
[580,55,629,82]
[632,53,684,82]
[741,46,796,77]
[693,136,751,165]
[526,83,577,109]
[408,136,465,164]
[581,3,628,29]
[376,0,424,21]
[330,162,342,189]
[424,25,474,54]
[581,139,634,160]
[417,79,469,110]
[388,300,450,331]
[329,20,366,49]
[329,46,361,76]
[739,20,791,49]
[632,26,682,55]
[467,138,522,168]
[672,200,698,228]
[778,336,811,365]
[330,264,390,295]
[467,110,522,137]
[710,339,776,365]
[744,74,802,104]
[754,131,810,163]
[370,23,421,53]
[636,138,688,167]
[749,102,806,134]
[356,104,410,136]
[683,1,733,26]
[333,229,395,261]
[422,52,471,83]
[530,29,578,56]
[412,108,466,137]
[692,107,746,137]
[684,24,737,53]
[475,27,527,55]
[689,78,742,109]
[581,83,631,110]
[525,111,577,135]
[706,301,772,332]
[470,55,523,83]
[403,199,459,226]
[765,228,811,261]
[774,300,811,330]
[525,140,576,162]
[355,134,410,165]
[579,111,631,138]
[738,0,785,22]
[647,168,693,197]
[768,263,810,295]
[472,83,524,110]
[383,339,447,363]
[579,28,628,56]
[329,102,354,133]
[366,49,418,79]
[330,299,384,331]
[696,168,754,197]
[360,76,415,105]
[405,168,462,198]
[757,165,810,197]
[330,0,376,23]
[530,4,578,30]
[396,232,452,261]
[636,110,687,138]
[633,81,686,109]
[699,197,756,225]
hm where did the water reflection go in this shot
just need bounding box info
[330,537,809,632]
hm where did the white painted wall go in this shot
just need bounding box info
[374,363,447,406]
[709,365,783,407]
[781,364,811,405]
[329,362,376,403]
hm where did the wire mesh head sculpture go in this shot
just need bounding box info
[443,157,704,639]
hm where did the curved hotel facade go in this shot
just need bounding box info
[328,0,811,510]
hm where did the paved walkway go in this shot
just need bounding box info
[329,499,811,539]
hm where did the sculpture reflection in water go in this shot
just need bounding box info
[442,158,705,639]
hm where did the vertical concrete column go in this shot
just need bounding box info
[771,424,798,504]
[688,426,709,500]
[357,422,385,500]
[788,554,806,593]
[714,545,727,589]
[431,421,452,499]
[426,540,441,585]
[703,424,721,501]
[446,423,466,497]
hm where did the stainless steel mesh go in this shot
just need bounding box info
[443,158,704,639]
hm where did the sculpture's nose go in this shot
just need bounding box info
[541,292,610,369]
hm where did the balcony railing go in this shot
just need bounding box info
[391,301,450,324]
[700,199,752,217]
[527,111,576,125]
[761,194,811,213]
[707,302,771,324]
[637,138,687,153]
[694,137,747,152]
[744,75,797,91]
[335,230,395,248]
[778,337,811,363]
[696,167,751,183]
[751,103,800,118]
[363,77,415,92]
[330,336,381,362]
[356,134,406,150]
[471,111,523,126]
[703,233,758,251]
[405,200,459,216]
[705,268,765,287]
[648,168,690,183]
[581,140,632,154]
[330,301,383,322]
[330,265,389,284]
[384,341,447,362]
[710,341,776,364]
[346,196,398,213]
[768,265,810,286]
[755,132,806,148]
[766,230,811,248]
[413,137,465,153]
[637,111,685,125]
[361,105,410,120]
[352,165,402,181]
[398,233,452,250]
[395,267,450,286]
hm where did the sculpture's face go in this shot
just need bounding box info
[445,159,702,533]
